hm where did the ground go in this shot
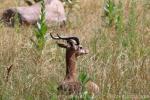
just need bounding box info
[0,0,150,100]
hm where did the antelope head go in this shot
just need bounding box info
[50,33,89,57]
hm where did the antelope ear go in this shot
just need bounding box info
[57,42,68,48]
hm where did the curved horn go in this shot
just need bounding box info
[57,34,80,45]
[50,33,80,45]
[50,33,60,40]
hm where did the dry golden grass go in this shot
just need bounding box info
[0,0,150,100]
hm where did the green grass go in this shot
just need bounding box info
[0,0,150,100]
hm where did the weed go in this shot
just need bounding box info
[103,0,116,26]
[33,0,47,52]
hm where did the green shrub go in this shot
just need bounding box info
[33,0,47,51]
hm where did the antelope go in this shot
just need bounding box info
[50,33,99,95]
[1,0,66,26]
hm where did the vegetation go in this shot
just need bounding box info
[33,0,47,51]
[0,0,150,100]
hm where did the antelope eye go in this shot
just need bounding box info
[79,46,83,49]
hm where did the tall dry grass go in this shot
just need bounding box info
[0,0,150,100]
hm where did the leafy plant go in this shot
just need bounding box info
[13,0,21,31]
[79,72,94,100]
[33,0,47,51]
[69,72,93,100]
[103,0,124,28]
[78,71,90,86]
[81,91,94,100]
[103,0,116,26]
[13,13,21,33]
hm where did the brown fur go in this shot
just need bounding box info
[85,81,100,96]
[58,81,82,94]
[64,47,77,81]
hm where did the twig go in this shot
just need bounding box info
[6,64,13,82]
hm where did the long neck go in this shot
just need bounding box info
[64,49,77,81]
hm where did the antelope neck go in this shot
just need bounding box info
[65,49,77,81]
